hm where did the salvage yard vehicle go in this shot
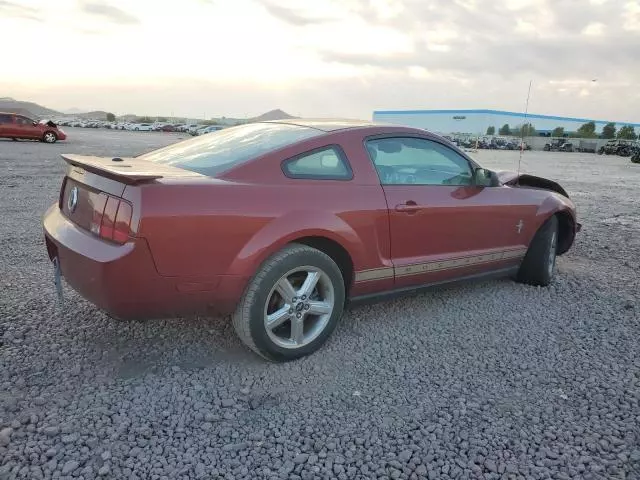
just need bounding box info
[544,139,573,152]
[42,120,580,361]
[0,112,67,143]
[598,139,633,156]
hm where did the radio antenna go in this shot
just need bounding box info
[517,79,533,183]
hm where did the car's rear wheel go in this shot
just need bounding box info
[516,215,558,287]
[232,243,345,362]
[42,132,57,143]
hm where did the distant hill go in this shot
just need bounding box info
[0,97,62,118]
[251,109,296,121]
[0,98,299,123]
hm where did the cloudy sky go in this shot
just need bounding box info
[1,0,639,121]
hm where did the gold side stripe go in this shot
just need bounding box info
[354,248,527,283]
[354,267,394,282]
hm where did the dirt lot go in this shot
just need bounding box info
[1,128,639,480]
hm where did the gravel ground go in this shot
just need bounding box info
[1,128,639,480]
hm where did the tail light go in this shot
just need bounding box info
[89,193,133,244]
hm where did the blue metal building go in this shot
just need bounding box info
[372,109,640,136]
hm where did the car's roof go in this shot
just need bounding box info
[261,118,397,132]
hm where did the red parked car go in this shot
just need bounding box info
[0,112,67,143]
[43,120,579,361]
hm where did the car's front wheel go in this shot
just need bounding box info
[516,215,558,287]
[42,132,57,143]
[233,244,345,362]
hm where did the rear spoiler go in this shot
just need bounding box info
[61,154,201,185]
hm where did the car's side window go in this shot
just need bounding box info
[16,117,33,126]
[366,137,474,186]
[282,146,352,180]
[0,114,12,124]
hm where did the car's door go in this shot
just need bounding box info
[365,135,528,289]
[0,113,14,138]
[14,115,38,139]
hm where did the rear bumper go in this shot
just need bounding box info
[43,204,246,319]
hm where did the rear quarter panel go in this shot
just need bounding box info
[138,128,395,294]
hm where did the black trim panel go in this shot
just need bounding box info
[347,266,519,307]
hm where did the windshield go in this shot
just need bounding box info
[137,122,324,176]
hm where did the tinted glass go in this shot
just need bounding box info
[283,146,351,180]
[0,114,12,124]
[366,137,473,186]
[139,122,323,177]
[16,117,33,125]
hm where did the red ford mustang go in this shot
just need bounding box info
[43,120,579,361]
[0,112,67,143]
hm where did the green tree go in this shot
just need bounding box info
[106,112,116,122]
[498,124,511,135]
[520,123,536,136]
[551,127,565,137]
[601,122,616,139]
[617,125,637,140]
[486,126,495,135]
[577,121,597,138]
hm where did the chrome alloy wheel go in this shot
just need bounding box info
[547,231,557,277]
[43,132,56,143]
[264,266,335,349]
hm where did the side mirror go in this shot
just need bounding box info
[473,168,498,187]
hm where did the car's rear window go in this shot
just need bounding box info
[137,122,324,177]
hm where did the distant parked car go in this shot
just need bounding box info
[0,112,67,143]
[180,124,199,133]
[159,124,176,132]
[128,123,153,131]
[192,125,224,136]
[188,124,207,134]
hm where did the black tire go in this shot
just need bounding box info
[516,215,559,287]
[232,243,345,362]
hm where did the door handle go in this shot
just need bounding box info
[395,201,422,213]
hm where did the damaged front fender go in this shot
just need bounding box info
[496,171,570,198]
[39,119,58,128]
